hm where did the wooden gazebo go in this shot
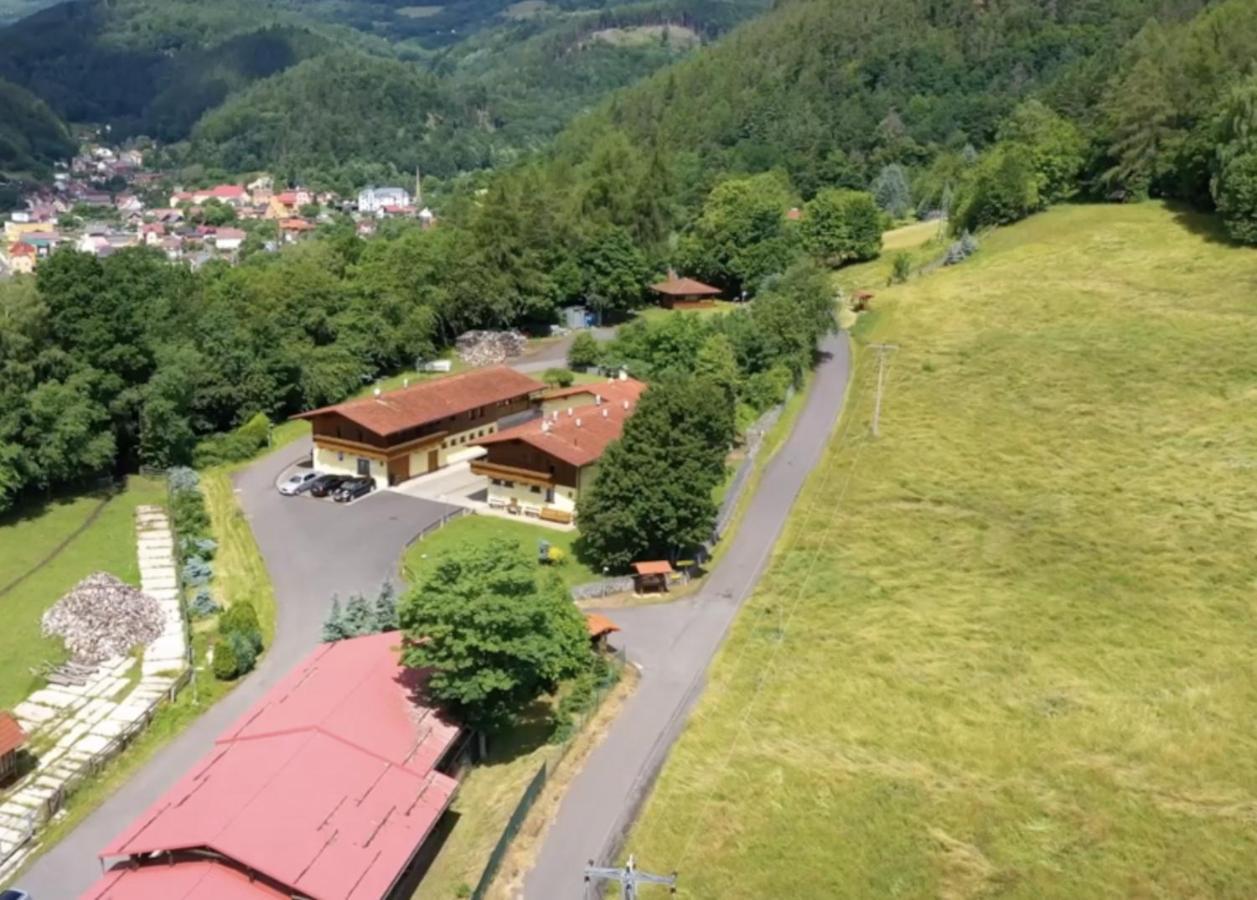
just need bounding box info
[649,272,721,310]
[632,560,674,594]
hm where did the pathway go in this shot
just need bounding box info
[524,332,852,899]
[0,506,188,883]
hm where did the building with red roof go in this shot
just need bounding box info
[6,240,37,275]
[294,366,544,489]
[0,710,27,782]
[83,631,463,900]
[471,377,646,522]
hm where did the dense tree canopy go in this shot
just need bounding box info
[399,539,590,733]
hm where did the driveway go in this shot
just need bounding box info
[524,332,852,899]
[513,327,616,374]
[13,437,458,899]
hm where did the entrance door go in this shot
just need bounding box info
[427,449,440,472]
[356,457,371,476]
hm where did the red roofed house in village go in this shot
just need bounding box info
[471,376,646,523]
[280,218,317,242]
[267,189,312,220]
[293,366,544,489]
[6,241,37,275]
[649,271,722,309]
[83,631,463,900]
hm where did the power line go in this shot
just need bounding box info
[869,343,898,437]
[585,855,677,899]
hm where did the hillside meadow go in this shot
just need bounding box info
[627,203,1257,897]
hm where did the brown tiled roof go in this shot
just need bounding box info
[479,379,646,467]
[542,378,644,409]
[294,366,544,437]
[649,276,721,297]
[0,710,26,756]
[632,560,674,576]
[585,613,620,638]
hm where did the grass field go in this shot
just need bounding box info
[0,476,167,709]
[202,469,278,640]
[627,203,1257,897]
[401,515,600,591]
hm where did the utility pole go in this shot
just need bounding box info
[870,343,898,438]
[584,855,677,899]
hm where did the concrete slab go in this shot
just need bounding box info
[26,688,82,710]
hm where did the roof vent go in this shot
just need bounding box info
[602,408,609,418]
[622,399,630,410]
[567,407,574,417]
[575,418,582,427]
[373,387,382,397]
[403,377,410,388]
[618,369,628,382]
[595,394,602,405]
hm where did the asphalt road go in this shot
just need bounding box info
[524,332,852,899]
[15,438,457,899]
[512,328,616,374]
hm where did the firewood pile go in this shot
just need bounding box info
[42,572,164,663]
[456,330,528,366]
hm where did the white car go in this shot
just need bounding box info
[278,471,319,496]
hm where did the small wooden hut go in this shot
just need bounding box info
[632,560,674,594]
[649,272,721,310]
[585,613,621,651]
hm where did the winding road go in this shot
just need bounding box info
[524,332,851,898]
[12,329,851,900]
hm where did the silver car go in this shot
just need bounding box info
[278,471,319,496]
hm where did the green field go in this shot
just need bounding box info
[627,204,1257,897]
[401,515,600,591]
[0,476,167,709]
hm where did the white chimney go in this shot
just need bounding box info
[622,399,630,410]
[373,387,382,397]
[403,377,410,387]
[618,369,627,382]
[575,418,582,427]
[595,394,602,405]
[602,408,609,418]
[567,407,573,416]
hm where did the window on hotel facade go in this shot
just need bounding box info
[357,458,370,475]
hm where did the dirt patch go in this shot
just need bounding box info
[588,24,700,48]
[397,5,443,17]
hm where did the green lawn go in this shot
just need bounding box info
[0,476,167,709]
[634,299,741,324]
[401,515,601,590]
[627,203,1257,898]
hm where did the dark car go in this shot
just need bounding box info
[333,477,374,503]
[1,889,33,900]
[309,474,349,498]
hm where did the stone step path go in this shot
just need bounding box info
[0,505,189,881]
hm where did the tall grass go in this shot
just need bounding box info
[628,204,1257,898]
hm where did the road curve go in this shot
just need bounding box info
[524,332,852,899]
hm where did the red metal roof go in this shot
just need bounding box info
[479,378,646,467]
[632,560,674,576]
[585,613,620,638]
[83,857,288,900]
[0,710,26,756]
[294,366,544,438]
[88,632,462,900]
[649,275,721,297]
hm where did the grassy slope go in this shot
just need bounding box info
[0,476,166,709]
[627,203,1257,898]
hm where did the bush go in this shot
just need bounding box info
[543,367,575,388]
[546,545,567,565]
[192,412,272,468]
[189,589,220,619]
[171,488,209,539]
[743,365,793,413]
[220,601,263,652]
[168,467,200,494]
[229,630,258,675]
[567,332,601,369]
[181,535,217,560]
[212,637,239,680]
[891,252,912,283]
[182,556,213,587]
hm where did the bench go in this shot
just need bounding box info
[539,507,573,525]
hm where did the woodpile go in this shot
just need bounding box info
[456,330,527,366]
[42,572,165,663]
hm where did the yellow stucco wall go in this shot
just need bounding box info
[485,478,579,514]
[313,445,387,489]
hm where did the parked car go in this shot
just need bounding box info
[278,470,319,496]
[1,889,33,900]
[333,477,374,503]
[309,474,349,498]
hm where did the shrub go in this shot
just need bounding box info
[543,367,575,388]
[891,252,912,283]
[568,332,601,369]
[192,412,272,468]
[182,556,213,587]
[220,601,263,652]
[546,545,567,566]
[168,467,200,494]
[181,535,217,560]
[189,588,220,619]
[212,637,239,680]
[229,630,258,675]
[172,488,209,539]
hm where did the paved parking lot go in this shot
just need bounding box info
[236,438,461,649]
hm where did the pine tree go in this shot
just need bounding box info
[374,581,399,632]
[342,593,374,637]
[323,595,347,642]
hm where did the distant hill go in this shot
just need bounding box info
[0,76,73,175]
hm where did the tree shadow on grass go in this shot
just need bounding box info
[0,480,118,600]
[1167,201,1240,247]
[483,697,555,767]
